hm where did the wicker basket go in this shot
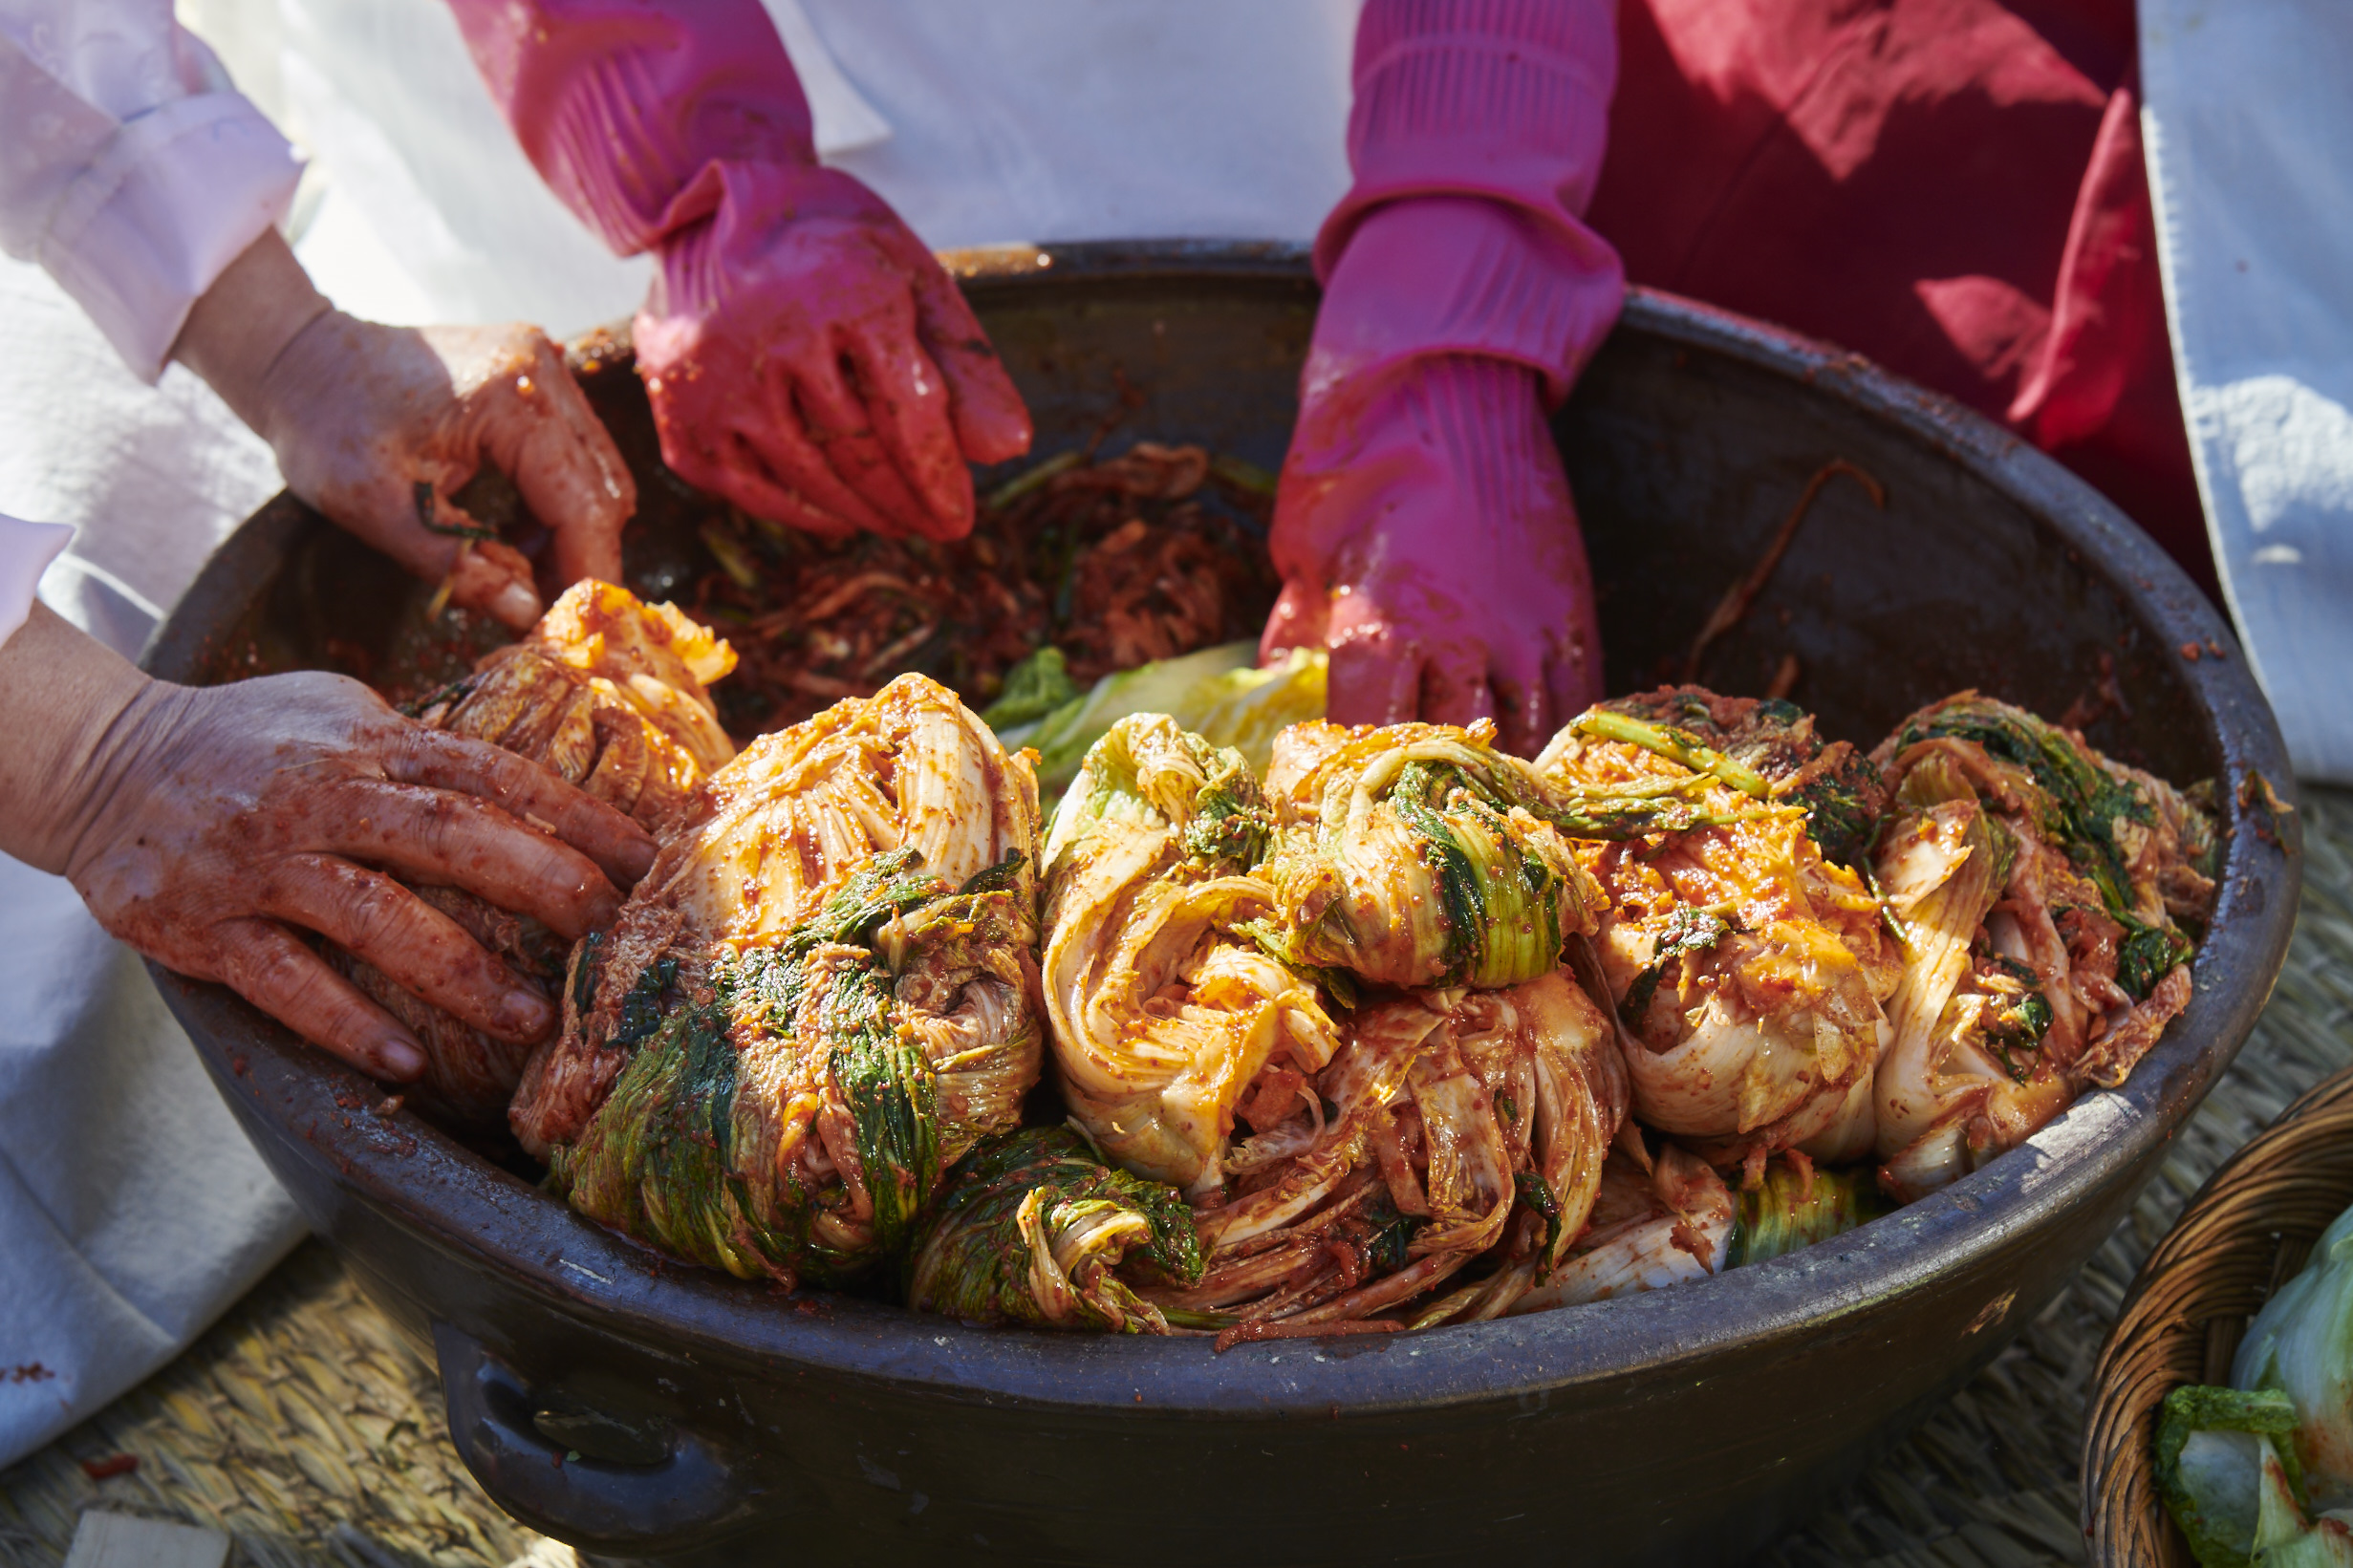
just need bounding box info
[2083,1063,2353,1563]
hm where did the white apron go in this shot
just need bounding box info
[2139,0,2353,784]
[282,0,1359,331]
[0,0,1356,1466]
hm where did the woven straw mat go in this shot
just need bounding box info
[5,787,2349,1568]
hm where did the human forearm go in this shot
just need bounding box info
[0,604,161,876]
[167,229,333,443]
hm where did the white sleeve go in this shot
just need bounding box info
[0,513,75,648]
[0,0,301,381]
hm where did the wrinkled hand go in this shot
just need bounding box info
[259,312,637,630]
[65,671,656,1080]
[1262,354,1604,758]
[635,162,1031,543]
[170,234,636,632]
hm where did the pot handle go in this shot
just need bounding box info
[432,1321,751,1555]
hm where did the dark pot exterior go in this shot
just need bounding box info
[141,245,2299,1566]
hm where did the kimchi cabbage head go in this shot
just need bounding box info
[338,580,738,1131]
[1534,689,1901,1172]
[1155,970,1630,1335]
[1869,694,2216,1199]
[546,849,1042,1286]
[1041,714,1340,1197]
[1261,719,1606,989]
[411,577,739,833]
[514,674,1045,1286]
[906,1127,1204,1333]
[510,671,1040,1157]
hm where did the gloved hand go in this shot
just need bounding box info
[450,0,1031,542]
[1263,354,1602,758]
[175,233,635,630]
[1,607,657,1081]
[1265,0,1625,756]
[635,163,1031,540]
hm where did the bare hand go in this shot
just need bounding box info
[261,313,637,629]
[65,670,656,1080]
[172,233,636,631]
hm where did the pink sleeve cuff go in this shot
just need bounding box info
[1309,0,1624,407]
[447,0,813,258]
[1317,0,1616,277]
[1307,194,1623,408]
[0,515,75,650]
[37,91,299,382]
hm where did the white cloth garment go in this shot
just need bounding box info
[0,0,300,377]
[0,843,304,1467]
[2139,0,2353,783]
[0,265,304,1471]
[0,513,72,645]
[0,0,1356,1469]
[0,0,306,1469]
[284,0,1359,332]
[0,277,294,1473]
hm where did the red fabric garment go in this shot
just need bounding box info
[1587,0,2213,592]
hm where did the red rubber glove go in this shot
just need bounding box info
[448,0,1031,542]
[1263,0,1626,757]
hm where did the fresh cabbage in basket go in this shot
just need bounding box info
[2159,1198,2353,1565]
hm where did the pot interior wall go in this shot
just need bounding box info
[174,265,2213,786]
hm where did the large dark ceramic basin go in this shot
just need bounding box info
[141,243,2299,1566]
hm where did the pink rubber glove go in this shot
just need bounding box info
[448,0,1031,542]
[1262,0,1627,758]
